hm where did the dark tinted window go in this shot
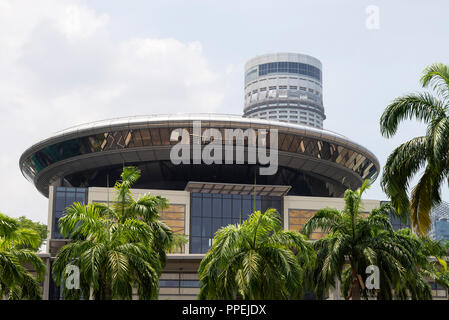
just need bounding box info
[52,187,87,239]
[257,61,321,81]
[189,192,282,253]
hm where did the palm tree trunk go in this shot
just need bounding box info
[104,282,112,300]
[351,268,361,300]
[351,278,361,300]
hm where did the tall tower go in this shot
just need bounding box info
[243,53,325,128]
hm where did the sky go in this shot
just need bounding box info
[1,0,448,224]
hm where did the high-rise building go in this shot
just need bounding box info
[243,53,325,128]
[429,201,449,241]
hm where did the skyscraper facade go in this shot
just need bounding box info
[243,53,325,128]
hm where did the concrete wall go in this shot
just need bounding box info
[283,195,381,230]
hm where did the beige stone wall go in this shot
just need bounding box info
[283,195,381,232]
[288,209,326,240]
[160,204,186,253]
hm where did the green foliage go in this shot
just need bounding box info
[302,180,444,300]
[380,63,449,235]
[198,208,316,300]
[15,216,47,250]
[168,233,188,254]
[0,212,46,299]
[390,228,449,300]
[52,166,175,300]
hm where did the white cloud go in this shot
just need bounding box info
[0,0,226,223]
[57,4,109,40]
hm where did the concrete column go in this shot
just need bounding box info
[40,255,51,300]
[46,186,55,252]
[184,192,191,254]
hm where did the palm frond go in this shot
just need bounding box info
[421,63,449,100]
[380,92,445,138]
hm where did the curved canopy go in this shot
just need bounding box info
[19,114,379,197]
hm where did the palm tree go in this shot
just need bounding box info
[52,166,175,299]
[198,208,315,300]
[0,213,46,299]
[388,228,449,300]
[380,63,449,235]
[52,204,163,299]
[168,233,188,254]
[91,167,174,264]
[302,180,429,300]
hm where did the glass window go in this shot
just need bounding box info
[212,219,222,235]
[159,280,179,288]
[55,196,66,212]
[242,196,251,218]
[52,187,87,239]
[180,280,200,288]
[75,193,85,202]
[191,197,202,217]
[201,218,212,237]
[190,192,283,254]
[223,218,232,227]
[191,217,201,236]
[201,238,210,254]
[202,196,211,217]
[65,192,76,205]
[253,196,262,212]
[257,62,320,81]
[223,198,232,218]
[212,197,222,218]
[190,237,201,253]
[232,197,242,219]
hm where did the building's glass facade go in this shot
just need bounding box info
[158,272,200,298]
[429,202,449,241]
[48,262,63,300]
[380,200,411,231]
[430,281,448,298]
[245,62,322,84]
[389,215,410,231]
[190,192,282,253]
[159,279,200,288]
[433,220,449,241]
[66,162,347,198]
[258,62,321,81]
[21,126,378,194]
[52,187,87,239]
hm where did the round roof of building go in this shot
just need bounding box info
[19,114,380,197]
[244,52,322,71]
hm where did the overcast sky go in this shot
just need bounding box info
[1,0,448,224]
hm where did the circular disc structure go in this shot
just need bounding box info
[20,114,379,198]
